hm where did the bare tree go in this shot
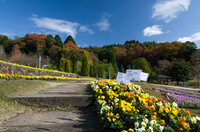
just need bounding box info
[190,50,200,87]
[155,60,172,75]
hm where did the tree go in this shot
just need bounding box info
[132,57,152,74]
[0,35,13,54]
[96,63,116,79]
[54,35,63,47]
[170,62,190,85]
[64,35,76,45]
[59,57,65,72]
[190,51,200,86]
[65,59,70,73]
[45,34,55,49]
[120,65,124,73]
[23,33,46,54]
[81,52,89,76]
[48,45,62,67]
[90,65,93,77]
[73,61,78,74]
[155,60,172,76]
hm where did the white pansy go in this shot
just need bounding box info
[172,102,178,108]
[156,101,163,106]
[160,125,164,131]
[143,118,149,124]
[134,122,139,128]
[196,116,200,121]
[141,122,146,128]
[141,127,145,132]
[150,120,157,126]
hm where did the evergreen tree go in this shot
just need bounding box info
[55,35,63,47]
[45,34,55,49]
[98,65,105,78]
[170,62,190,85]
[65,59,70,73]
[115,62,119,73]
[120,65,124,73]
[127,64,131,69]
[64,35,76,45]
[81,53,89,76]
[73,61,78,74]
[59,57,65,72]
[93,64,97,77]
[132,57,152,74]
[90,65,93,77]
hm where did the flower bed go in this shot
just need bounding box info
[155,88,200,108]
[0,73,96,81]
[91,80,200,132]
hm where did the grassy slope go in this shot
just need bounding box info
[0,80,69,122]
[134,82,200,116]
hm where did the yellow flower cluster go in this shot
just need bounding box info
[90,80,200,131]
[0,73,96,81]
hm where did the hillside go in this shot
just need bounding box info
[0,33,199,84]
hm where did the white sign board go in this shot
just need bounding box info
[125,69,142,81]
[140,72,149,82]
[116,72,130,85]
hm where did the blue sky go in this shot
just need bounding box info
[0,0,200,48]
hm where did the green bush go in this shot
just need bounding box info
[59,57,65,72]
[65,59,70,73]
[81,53,89,76]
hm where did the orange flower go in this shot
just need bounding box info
[141,88,144,93]
[178,117,186,125]
[183,122,190,129]
[145,105,149,109]
[161,119,165,126]
[149,106,155,110]
[158,98,162,101]
[151,115,156,120]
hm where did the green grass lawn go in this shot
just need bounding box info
[0,80,70,122]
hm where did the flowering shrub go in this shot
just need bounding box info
[0,73,96,81]
[155,88,200,109]
[91,80,200,132]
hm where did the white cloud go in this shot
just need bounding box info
[143,25,164,36]
[0,32,15,37]
[83,44,88,47]
[95,13,111,31]
[79,26,94,34]
[177,32,200,42]
[31,16,79,38]
[152,0,191,23]
[31,15,94,38]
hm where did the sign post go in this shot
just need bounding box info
[39,56,41,68]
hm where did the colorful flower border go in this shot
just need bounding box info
[90,80,200,132]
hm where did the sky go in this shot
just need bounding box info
[0,0,200,48]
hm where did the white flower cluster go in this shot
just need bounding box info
[191,116,200,123]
